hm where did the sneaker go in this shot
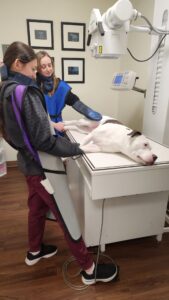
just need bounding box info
[25,244,58,266]
[81,263,119,285]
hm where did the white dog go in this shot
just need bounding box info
[64,116,157,165]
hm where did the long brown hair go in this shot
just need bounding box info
[3,41,36,69]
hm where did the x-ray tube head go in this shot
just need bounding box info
[102,0,134,29]
[90,28,128,59]
[88,0,136,58]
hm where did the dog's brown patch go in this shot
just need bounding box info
[128,130,142,138]
[103,119,142,138]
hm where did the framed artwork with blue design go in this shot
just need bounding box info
[2,44,9,55]
[27,19,54,49]
[61,22,86,51]
[62,58,85,83]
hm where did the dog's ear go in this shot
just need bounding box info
[127,130,142,138]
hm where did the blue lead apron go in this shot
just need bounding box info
[45,80,71,123]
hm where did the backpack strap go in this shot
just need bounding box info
[0,80,18,99]
[12,84,40,163]
[0,81,18,147]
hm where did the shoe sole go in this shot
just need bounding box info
[25,249,58,266]
[81,265,119,285]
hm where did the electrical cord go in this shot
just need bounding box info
[127,12,169,62]
[62,198,116,290]
[94,198,105,282]
[127,34,167,62]
[140,15,169,35]
[62,256,86,290]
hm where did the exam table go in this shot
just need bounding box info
[66,130,169,250]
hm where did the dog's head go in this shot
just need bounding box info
[128,131,158,165]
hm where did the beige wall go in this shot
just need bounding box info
[0,0,155,160]
[118,0,155,130]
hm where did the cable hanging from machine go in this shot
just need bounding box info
[140,14,169,35]
[127,13,169,63]
[127,34,167,62]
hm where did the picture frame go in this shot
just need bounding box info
[62,58,85,83]
[61,22,86,51]
[2,44,9,56]
[27,19,54,49]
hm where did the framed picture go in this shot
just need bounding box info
[1,44,9,55]
[61,22,86,51]
[27,19,54,49]
[62,58,85,83]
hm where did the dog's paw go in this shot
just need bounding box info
[80,144,100,153]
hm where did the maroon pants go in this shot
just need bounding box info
[25,175,93,270]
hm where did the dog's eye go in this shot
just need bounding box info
[144,143,148,147]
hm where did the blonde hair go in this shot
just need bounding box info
[36,50,59,92]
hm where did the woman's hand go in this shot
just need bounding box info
[52,121,65,132]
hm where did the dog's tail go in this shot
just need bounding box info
[80,132,93,146]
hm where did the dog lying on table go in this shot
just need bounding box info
[64,116,158,166]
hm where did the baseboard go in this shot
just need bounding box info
[7,161,18,168]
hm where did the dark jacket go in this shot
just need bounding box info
[0,74,83,176]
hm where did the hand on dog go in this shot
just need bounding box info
[52,121,65,132]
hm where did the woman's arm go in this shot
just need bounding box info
[66,91,102,121]
[23,88,83,157]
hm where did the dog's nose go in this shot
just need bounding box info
[153,154,158,162]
